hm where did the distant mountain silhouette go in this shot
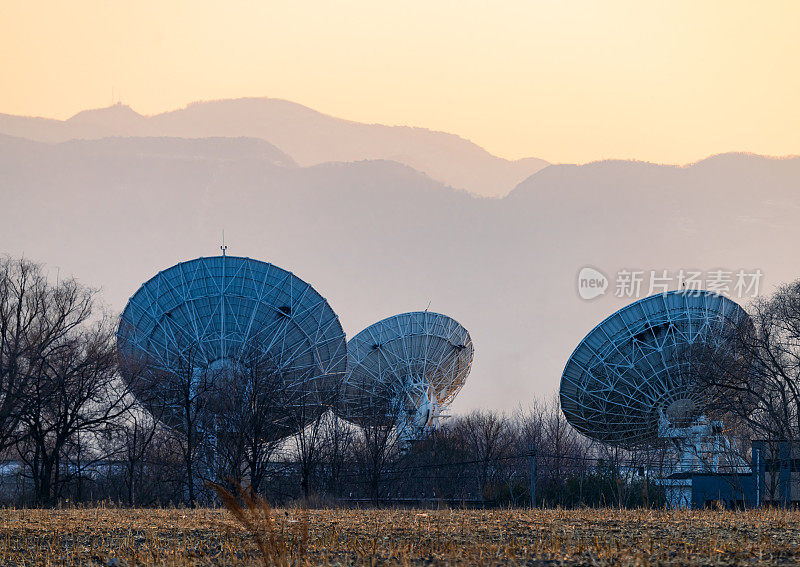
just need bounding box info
[62,136,296,166]
[66,103,150,134]
[0,135,797,412]
[0,99,549,197]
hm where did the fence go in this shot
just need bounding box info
[0,436,772,509]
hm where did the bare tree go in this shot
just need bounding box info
[694,282,800,443]
[17,316,134,505]
[354,420,401,505]
[213,352,291,495]
[294,410,326,501]
[124,343,218,506]
[292,371,346,501]
[117,409,161,506]
[455,409,514,500]
[318,410,356,499]
[0,258,93,454]
[680,282,800,503]
[340,370,403,505]
[171,351,216,506]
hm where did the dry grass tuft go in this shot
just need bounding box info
[206,481,309,566]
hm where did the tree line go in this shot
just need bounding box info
[4,255,800,507]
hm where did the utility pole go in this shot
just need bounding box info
[755,447,760,508]
[529,442,536,508]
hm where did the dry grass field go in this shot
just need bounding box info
[1,505,800,566]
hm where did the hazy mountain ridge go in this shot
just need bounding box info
[0,99,549,197]
[1,134,799,412]
[58,136,297,167]
[0,133,297,173]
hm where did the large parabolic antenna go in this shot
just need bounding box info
[117,255,347,435]
[560,290,750,448]
[340,311,473,439]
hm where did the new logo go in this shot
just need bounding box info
[577,267,608,300]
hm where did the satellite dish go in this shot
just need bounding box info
[117,255,347,438]
[559,290,750,448]
[340,311,474,440]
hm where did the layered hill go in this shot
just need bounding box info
[0,99,548,197]
[1,134,797,411]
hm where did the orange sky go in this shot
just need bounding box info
[1,1,798,163]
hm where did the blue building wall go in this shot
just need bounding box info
[691,473,756,508]
[689,441,798,508]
